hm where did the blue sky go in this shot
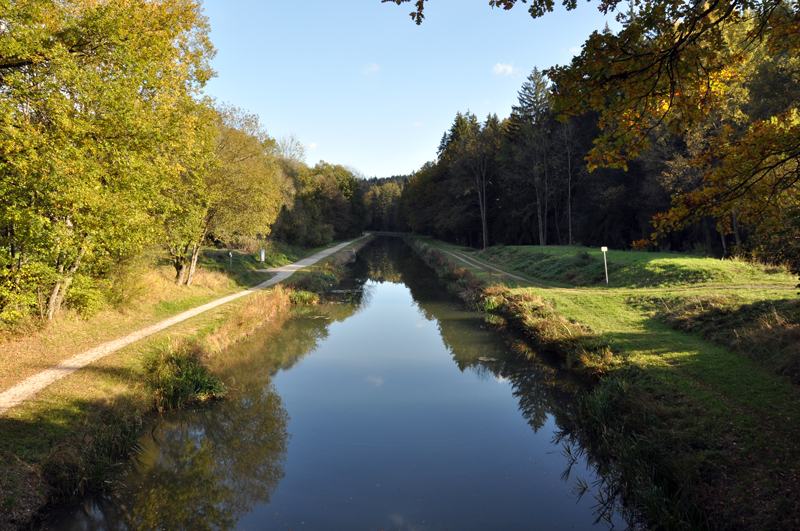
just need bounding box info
[200,0,618,177]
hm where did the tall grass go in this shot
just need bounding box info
[555,375,709,531]
[143,339,228,412]
[479,285,613,377]
[203,285,292,354]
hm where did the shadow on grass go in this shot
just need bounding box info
[573,311,800,530]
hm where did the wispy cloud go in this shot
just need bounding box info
[366,375,384,387]
[413,122,423,127]
[361,62,380,75]
[308,142,318,150]
[491,62,518,76]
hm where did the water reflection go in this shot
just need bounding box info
[49,382,288,531]
[353,238,586,434]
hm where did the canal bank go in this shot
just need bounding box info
[406,235,800,531]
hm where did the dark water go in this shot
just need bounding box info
[44,237,621,530]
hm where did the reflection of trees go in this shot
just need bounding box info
[121,385,289,531]
[369,236,586,434]
[56,383,289,531]
[349,238,406,284]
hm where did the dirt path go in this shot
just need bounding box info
[0,236,369,416]
[442,248,796,294]
[442,249,531,283]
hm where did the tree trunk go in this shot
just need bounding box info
[46,246,86,321]
[567,173,573,246]
[731,210,742,253]
[553,199,562,245]
[169,245,188,285]
[185,244,202,286]
[478,183,489,249]
[703,217,714,256]
[720,231,728,257]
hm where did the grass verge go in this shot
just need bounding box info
[477,244,795,288]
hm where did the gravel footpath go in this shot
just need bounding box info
[0,236,369,416]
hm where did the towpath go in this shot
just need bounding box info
[0,236,369,416]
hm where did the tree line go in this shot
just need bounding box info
[371,7,799,276]
[0,0,368,327]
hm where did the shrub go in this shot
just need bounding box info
[64,273,103,318]
[289,290,319,305]
[143,339,227,412]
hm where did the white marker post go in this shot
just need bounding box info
[601,246,609,285]
[260,249,265,263]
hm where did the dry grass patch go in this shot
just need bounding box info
[204,286,292,354]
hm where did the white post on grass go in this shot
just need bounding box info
[260,249,265,263]
[601,246,609,285]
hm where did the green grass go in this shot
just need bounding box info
[477,244,795,288]
[143,339,227,412]
[414,236,800,530]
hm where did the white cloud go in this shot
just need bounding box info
[492,62,518,76]
[413,122,423,127]
[308,142,318,150]
[366,375,384,387]
[361,62,380,75]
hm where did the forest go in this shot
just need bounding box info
[374,0,800,279]
[2,0,800,329]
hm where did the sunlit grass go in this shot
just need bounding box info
[476,244,795,288]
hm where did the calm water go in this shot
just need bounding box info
[45,237,621,530]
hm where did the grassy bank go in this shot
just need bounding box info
[407,236,800,531]
[0,239,365,530]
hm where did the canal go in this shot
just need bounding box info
[45,236,622,530]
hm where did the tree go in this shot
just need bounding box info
[0,0,215,321]
[452,115,503,249]
[163,104,284,286]
[508,68,555,246]
[276,134,307,165]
